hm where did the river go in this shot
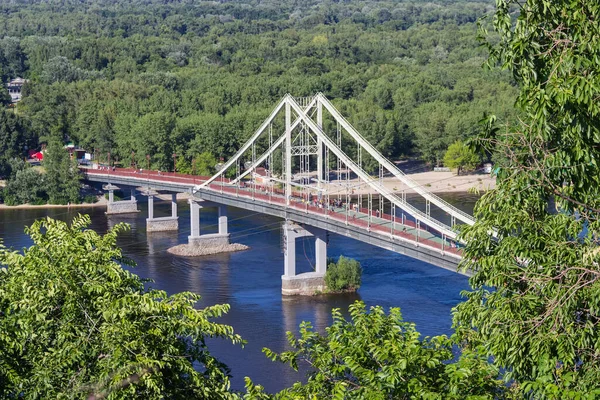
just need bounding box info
[0,192,477,393]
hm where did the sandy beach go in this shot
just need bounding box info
[323,170,495,195]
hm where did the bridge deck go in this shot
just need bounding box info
[83,167,463,272]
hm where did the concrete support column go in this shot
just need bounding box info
[105,183,139,215]
[284,225,297,277]
[218,205,228,235]
[148,195,154,219]
[145,190,178,232]
[282,222,327,296]
[130,189,136,201]
[171,193,177,217]
[315,232,327,275]
[189,199,201,237]
[187,199,230,247]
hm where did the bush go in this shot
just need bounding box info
[325,256,362,292]
[2,161,47,205]
[83,194,98,204]
[104,190,123,201]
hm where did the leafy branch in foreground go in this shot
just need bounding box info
[246,301,506,399]
[455,0,600,398]
[0,215,243,399]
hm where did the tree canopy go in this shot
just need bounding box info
[443,140,479,175]
[0,215,244,399]
[250,301,505,399]
[0,0,518,176]
[454,0,600,397]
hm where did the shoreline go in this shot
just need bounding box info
[0,196,109,210]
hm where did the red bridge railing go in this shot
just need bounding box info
[81,167,462,257]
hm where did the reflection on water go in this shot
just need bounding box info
[0,193,477,392]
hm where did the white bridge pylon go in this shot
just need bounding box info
[198,93,475,241]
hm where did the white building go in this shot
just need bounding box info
[6,77,28,103]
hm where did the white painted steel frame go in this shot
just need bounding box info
[316,93,475,226]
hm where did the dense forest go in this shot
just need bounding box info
[0,0,517,177]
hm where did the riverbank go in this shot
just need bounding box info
[0,191,191,210]
[0,196,109,209]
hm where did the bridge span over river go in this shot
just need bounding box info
[84,94,473,294]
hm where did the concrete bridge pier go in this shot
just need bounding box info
[104,184,139,215]
[188,199,230,248]
[282,221,328,296]
[146,191,179,232]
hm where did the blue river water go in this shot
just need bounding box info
[0,192,476,393]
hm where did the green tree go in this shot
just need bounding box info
[324,255,362,292]
[0,215,243,399]
[0,87,10,107]
[412,101,456,165]
[194,151,218,176]
[42,138,81,204]
[252,302,506,399]
[454,0,600,398]
[0,109,34,177]
[2,159,46,205]
[125,112,175,171]
[443,140,479,175]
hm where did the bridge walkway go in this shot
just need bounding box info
[84,167,461,258]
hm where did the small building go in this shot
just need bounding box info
[6,77,28,103]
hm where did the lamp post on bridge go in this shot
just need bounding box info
[192,158,196,185]
[172,153,177,173]
[131,151,135,169]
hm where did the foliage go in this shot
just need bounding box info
[83,193,98,203]
[454,0,600,398]
[41,56,103,84]
[194,151,218,176]
[42,138,81,204]
[0,215,244,399]
[0,88,10,107]
[443,140,479,175]
[0,109,34,177]
[254,301,506,399]
[2,159,46,205]
[0,0,518,170]
[324,255,362,292]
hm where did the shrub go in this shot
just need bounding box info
[104,190,123,201]
[83,194,98,204]
[325,256,362,292]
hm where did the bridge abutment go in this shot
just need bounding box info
[282,222,328,296]
[104,184,139,215]
[146,191,179,232]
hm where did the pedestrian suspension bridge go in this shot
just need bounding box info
[83,93,475,294]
